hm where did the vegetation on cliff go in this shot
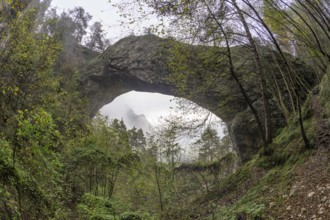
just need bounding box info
[0,0,329,219]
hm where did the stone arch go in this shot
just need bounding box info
[81,35,261,162]
[82,35,244,118]
[81,35,316,162]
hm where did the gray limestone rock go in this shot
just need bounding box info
[81,35,315,162]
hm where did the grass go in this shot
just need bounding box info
[195,102,318,219]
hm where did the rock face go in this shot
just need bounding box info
[81,35,314,162]
[82,35,175,117]
[125,108,153,133]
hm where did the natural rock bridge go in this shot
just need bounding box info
[81,35,313,162]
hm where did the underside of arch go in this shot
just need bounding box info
[80,35,315,162]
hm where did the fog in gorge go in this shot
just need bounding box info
[100,91,225,134]
[100,91,174,132]
[99,91,226,160]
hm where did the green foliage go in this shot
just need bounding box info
[199,95,320,219]
[16,109,61,150]
[214,202,265,220]
[77,193,116,220]
[120,211,152,220]
[0,0,328,219]
[0,3,94,219]
[167,42,235,106]
[0,135,67,219]
[194,126,231,162]
[258,117,315,169]
[63,115,143,210]
[77,192,153,219]
[0,6,61,139]
[120,212,142,220]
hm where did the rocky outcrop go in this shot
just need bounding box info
[82,35,175,117]
[81,35,315,162]
[125,108,153,132]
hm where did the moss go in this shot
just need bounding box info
[257,106,315,169]
[197,89,320,219]
[217,163,251,190]
[214,205,264,220]
[319,66,330,118]
[209,155,301,219]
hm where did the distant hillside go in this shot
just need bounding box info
[125,107,153,133]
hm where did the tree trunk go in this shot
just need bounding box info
[232,0,273,145]
[298,97,311,149]
[243,0,309,148]
[154,164,164,212]
[203,0,268,148]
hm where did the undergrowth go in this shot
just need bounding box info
[198,94,318,219]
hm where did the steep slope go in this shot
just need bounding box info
[176,67,330,220]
